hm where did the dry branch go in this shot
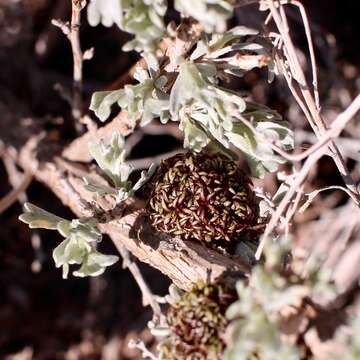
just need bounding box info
[52,0,88,124]
[255,94,360,259]
[62,112,134,162]
[253,0,360,259]
[0,168,34,214]
[266,0,360,207]
[1,115,249,290]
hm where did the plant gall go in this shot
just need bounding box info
[160,281,237,360]
[147,152,258,246]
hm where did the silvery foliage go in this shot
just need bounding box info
[87,0,167,53]
[91,26,293,178]
[170,60,293,177]
[224,236,336,360]
[85,132,156,201]
[19,134,155,278]
[90,65,170,126]
[87,0,235,53]
[175,0,234,32]
[183,27,292,177]
[190,26,278,81]
[19,203,118,278]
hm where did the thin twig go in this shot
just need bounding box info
[284,0,320,109]
[118,245,162,322]
[52,0,88,126]
[255,145,326,259]
[235,94,360,162]
[255,94,360,259]
[266,0,360,207]
[70,0,85,121]
[283,183,304,237]
[299,186,355,214]
[296,130,360,162]
[0,168,33,214]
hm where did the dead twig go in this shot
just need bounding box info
[265,0,360,207]
[52,0,90,126]
[283,183,304,237]
[281,0,320,110]
[0,167,33,214]
[255,94,360,259]
[118,245,162,322]
[299,186,355,214]
[256,144,325,259]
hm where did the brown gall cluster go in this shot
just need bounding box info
[146,152,258,247]
[160,281,237,360]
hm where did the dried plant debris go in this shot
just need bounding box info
[147,152,259,248]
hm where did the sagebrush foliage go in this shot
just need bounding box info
[18,1,359,359]
[19,203,118,278]
[90,19,294,178]
[223,237,336,360]
[19,134,154,278]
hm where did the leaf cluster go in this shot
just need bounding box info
[19,203,118,278]
[85,132,155,201]
[19,134,155,278]
[224,236,336,360]
[87,0,167,53]
[90,24,294,178]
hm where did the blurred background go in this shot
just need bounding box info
[0,0,359,359]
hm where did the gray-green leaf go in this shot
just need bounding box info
[19,202,65,230]
[87,0,167,53]
[174,0,234,33]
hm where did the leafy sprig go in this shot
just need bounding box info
[90,24,294,178]
[89,66,169,125]
[19,203,118,278]
[168,60,293,177]
[85,132,156,201]
[19,133,155,278]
